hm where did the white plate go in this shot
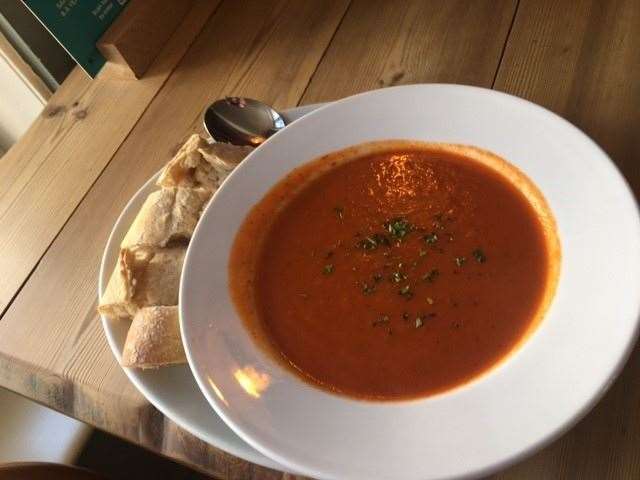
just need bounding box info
[98,105,321,471]
[181,84,640,480]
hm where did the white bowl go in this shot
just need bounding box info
[181,84,640,480]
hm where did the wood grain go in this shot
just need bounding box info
[2,0,637,477]
[490,0,640,478]
[301,0,518,104]
[98,0,193,79]
[0,0,349,478]
[0,0,220,315]
[0,0,524,478]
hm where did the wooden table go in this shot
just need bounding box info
[1,0,638,478]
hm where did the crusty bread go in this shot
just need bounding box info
[120,187,210,249]
[98,246,185,319]
[121,306,186,368]
[99,134,251,368]
[98,248,153,319]
[157,133,252,190]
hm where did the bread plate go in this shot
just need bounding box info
[98,105,322,471]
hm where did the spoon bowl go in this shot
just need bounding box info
[204,97,287,146]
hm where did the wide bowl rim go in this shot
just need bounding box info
[180,83,640,480]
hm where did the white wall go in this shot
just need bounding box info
[0,47,44,152]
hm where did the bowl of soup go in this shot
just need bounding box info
[181,84,640,480]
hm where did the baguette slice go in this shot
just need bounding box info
[98,247,153,319]
[120,187,210,249]
[157,134,252,190]
[98,246,185,319]
[122,306,186,368]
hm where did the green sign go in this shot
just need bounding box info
[22,0,129,77]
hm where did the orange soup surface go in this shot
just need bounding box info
[230,142,558,400]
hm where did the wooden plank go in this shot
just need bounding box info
[0,0,220,315]
[0,68,88,205]
[0,0,522,477]
[98,0,193,79]
[301,0,518,104]
[490,0,640,478]
[0,1,349,478]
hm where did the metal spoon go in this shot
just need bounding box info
[203,97,287,146]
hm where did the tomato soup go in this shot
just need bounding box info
[230,142,559,400]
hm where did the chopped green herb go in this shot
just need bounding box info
[399,284,414,300]
[390,271,407,283]
[419,249,428,257]
[334,206,344,219]
[323,264,334,275]
[426,297,434,305]
[424,232,438,245]
[362,283,376,295]
[373,273,383,283]
[385,217,412,239]
[358,233,390,251]
[372,315,390,326]
[455,256,466,267]
[360,236,378,250]
[473,248,487,263]
[423,269,440,283]
[415,317,424,328]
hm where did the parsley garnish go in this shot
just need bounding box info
[362,283,376,295]
[399,284,414,300]
[358,233,390,251]
[390,271,407,283]
[373,273,383,283]
[424,232,438,245]
[455,256,466,267]
[472,248,487,263]
[423,269,439,283]
[385,217,412,239]
[419,249,427,257]
[323,264,334,275]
